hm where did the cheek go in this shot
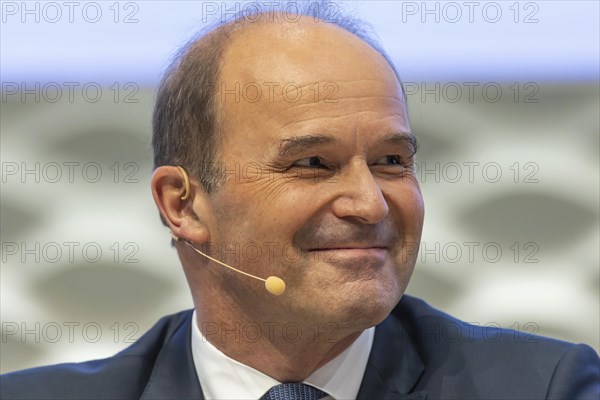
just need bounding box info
[211,177,324,240]
[384,180,425,234]
[384,182,425,268]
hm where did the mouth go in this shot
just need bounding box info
[308,247,388,265]
[309,246,387,252]
[308,243,388,252]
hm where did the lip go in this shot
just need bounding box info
[309,246,387,251]
[308,243,388,251]
[308,247,388,258]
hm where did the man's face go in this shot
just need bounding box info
[200,21,424,330]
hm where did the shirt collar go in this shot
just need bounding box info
[191,311,374,400]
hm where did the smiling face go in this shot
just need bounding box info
[195,18,424,332]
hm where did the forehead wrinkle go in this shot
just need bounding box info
[277,94,407,111]
[291,79,403,92]
[274,109,409,134]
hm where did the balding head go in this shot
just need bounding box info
[220,14,402,95]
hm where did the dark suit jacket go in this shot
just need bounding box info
[1,295,599,399]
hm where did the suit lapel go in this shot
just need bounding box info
[357,311,427,400]
[140,312,205,400]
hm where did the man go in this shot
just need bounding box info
[2,2,599,399]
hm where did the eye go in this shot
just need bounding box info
[293,156,327,168]
[374,155,403,166]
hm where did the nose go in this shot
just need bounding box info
[330,160,389,224]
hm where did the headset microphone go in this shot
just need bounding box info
[171,233,286,296]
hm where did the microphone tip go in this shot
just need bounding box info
[265,276,286,296]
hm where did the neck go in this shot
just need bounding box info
[197,312,362,382]
[192,291,363,382]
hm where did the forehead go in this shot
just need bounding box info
[219,17,400,90]
[215,17,407,146]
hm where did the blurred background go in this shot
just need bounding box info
[1,1,598,373]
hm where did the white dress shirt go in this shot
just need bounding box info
[191,311,374,400]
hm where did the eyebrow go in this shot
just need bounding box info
[277,131,418,157]
[380,131,419,156]
[277,134,337,157]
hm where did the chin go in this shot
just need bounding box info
[323,278,404,331]
[289,259,413,330]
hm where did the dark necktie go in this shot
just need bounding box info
[260,383,328,400]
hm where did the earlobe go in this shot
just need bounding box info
[150,166,211,244]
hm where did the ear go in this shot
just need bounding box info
[150,166,211,244]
